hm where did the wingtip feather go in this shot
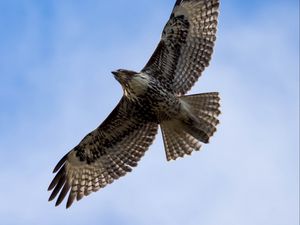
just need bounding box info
[53,152,69,173]
[48,165,66,191]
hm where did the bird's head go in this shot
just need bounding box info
[111,69,137,86]
[111,69,150,99]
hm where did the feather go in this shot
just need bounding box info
[48,98,158,208]
[142,0,220,95]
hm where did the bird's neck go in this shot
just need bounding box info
[124,72,150,100]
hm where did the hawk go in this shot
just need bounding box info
[48,0,220,208]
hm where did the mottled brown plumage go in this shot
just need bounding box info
[49,0,220,208]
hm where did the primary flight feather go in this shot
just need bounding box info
[48,0,220,208]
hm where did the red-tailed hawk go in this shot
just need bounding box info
[48,0,220,208]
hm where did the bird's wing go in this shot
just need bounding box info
[142,0,219,95]
[48,97,158,208]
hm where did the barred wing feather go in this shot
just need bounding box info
[48,98,158,208]
[142,0,219,95]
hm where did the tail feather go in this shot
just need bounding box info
[180,92,221,115]
[161,92,220,161]
[161,122,201,161]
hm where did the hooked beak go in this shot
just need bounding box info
[112,71,120,82]
[112,70,124,84]
[111,71,118,76]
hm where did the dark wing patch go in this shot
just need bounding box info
[142,0,219,95]
[48,98,158,208]
[143,15,190,92]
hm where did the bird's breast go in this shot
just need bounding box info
[135,83,180,122]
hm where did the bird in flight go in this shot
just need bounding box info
[48,0,220,208]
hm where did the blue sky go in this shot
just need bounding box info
[0,1,299,225]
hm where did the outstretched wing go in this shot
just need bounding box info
[48,97,158,208]
[142,0,219,95]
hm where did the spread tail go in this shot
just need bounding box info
[161,92,221,161]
